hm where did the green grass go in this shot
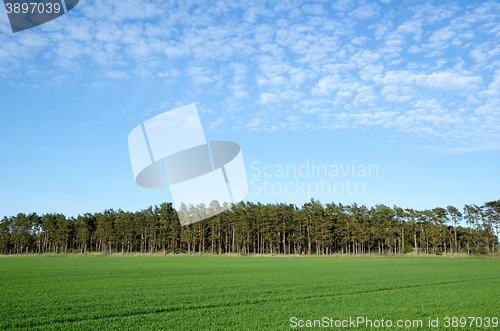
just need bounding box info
[0,256,499,330]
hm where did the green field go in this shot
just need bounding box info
[0,256,499,330]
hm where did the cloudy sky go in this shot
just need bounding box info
[1,0,499,218]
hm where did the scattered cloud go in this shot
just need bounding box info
[312,75,341,96]
[1,0,500,151]
[349,3,380,20]
[105,70,129,79]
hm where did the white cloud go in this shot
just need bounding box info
[233,90,249,99]
[349,3,380,20]
[353,85,377,106]
[301,4,327,16]
[351,37,368,45]
[185,65,218,84]
[479,70,500,97]
[228,63,248,82]
[332,0,354,12]
[336,111,398,126]
[105,70,129,79]
[1,0,500,151]
[429,26,456,42]
[470,42,500,63]
[258,92,279,104]
[207,117,224,130]
[82,0,164,22]
[312,75,341,96]
[415,72,482,90]
[396,19,422,41]
[374,71,482,90]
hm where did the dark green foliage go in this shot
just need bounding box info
[0,200,499,256]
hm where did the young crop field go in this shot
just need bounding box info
[0,256,499,330]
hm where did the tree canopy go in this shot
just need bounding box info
[1,199,498,256]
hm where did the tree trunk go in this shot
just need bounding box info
[450,237,453,256]
[414,229,418,255]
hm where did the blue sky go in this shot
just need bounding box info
[0,0,499,219]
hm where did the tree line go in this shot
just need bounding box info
[1,199,499,256]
